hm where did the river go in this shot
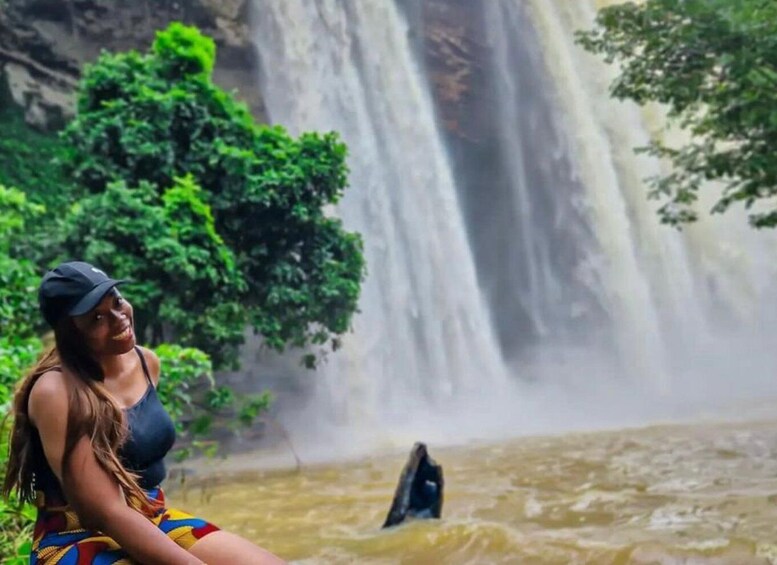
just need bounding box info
[171,418,777,564]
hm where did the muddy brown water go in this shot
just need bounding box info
[169,420,777,564]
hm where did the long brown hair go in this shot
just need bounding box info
[2,317,156,514]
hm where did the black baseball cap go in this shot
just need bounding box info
[38,261,126,327]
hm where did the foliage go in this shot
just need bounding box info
[0,81,74,210]
[153,344,271,461]
[0,21,351,558]
[0,185,43,563]
[577,0,777,227]
[154,343,214,423]
[61,22,366,364]
[0,185,44,241]
[153,20,216,78]
[0,338,42,412]
[0,339,40,565]
[61,177,247,367]
[0,186,45,340]
[0,79,75,269]
[0,490,35,565]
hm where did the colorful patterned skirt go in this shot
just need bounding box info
[30,487,219,564]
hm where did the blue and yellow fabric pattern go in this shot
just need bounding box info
[30,487,219,564]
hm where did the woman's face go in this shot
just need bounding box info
[72,289,135,356]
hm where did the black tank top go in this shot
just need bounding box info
[35,347,177,499]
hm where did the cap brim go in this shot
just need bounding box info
[68,279,127,317]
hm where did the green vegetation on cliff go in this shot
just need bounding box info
[0,186,50,564]
[0,79,73,210]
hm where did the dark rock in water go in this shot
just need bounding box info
[382,442,444,528]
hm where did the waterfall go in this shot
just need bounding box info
[474,1,612,363]
[477,0,685,390]
[249,0,508,438]
[511,0,777,397]
[244,0,777,452]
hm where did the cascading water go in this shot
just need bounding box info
[249,0,508,443]
[477,2,600,351]
[501,0,777,400]
[190,5,777,560]
[478,0,689,391]
[244,0,777,451]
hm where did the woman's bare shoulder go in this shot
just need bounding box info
[27,370,72,483]
[28,370,70,427]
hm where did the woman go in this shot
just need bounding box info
[3,261,285,564]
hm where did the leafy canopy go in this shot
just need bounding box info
[62,23,365,366]
[62,177,247,367]
[577,0,777,227]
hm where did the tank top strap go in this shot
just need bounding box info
[134,346,153,386]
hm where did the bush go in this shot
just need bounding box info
[577,0,777,227]
[62,22,366,366]
[154,343,271,461]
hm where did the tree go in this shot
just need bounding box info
[577,0,777,228]
[62,23,365,365]
[61,177,247,367]
[0,189,267,562]
[152,343,271,462]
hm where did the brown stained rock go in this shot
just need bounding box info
[426,24,471,111]
[420,0,491,144]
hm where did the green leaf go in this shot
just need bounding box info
[578,0,777,227]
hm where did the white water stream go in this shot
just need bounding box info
[244,0,777,454]
[249,1,510,450]
[523,0,777,401]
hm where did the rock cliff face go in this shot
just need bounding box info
[0,0,489,141]
[0,0,265,129]
[413,0,503,204]
[417,1,544,357]
[418,0,490,143]
[0,0,490,139]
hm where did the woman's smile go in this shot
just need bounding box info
[111,326,133,341]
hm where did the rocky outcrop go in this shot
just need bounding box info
[382,443,444,529]
[3,60,75,129]
[0,0,485,137]
[0,0,265,129]
[419,0,490,143]
[417,1,552,357]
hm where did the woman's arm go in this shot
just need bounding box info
[64,436,203,564]
[29,371,203,565]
